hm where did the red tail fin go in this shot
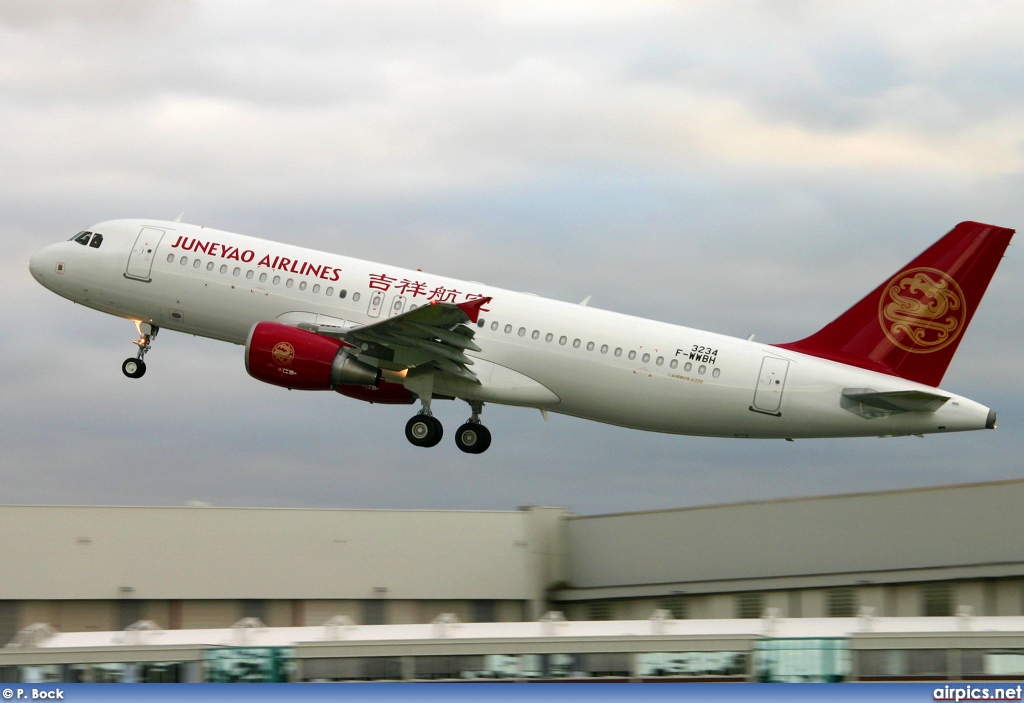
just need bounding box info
[776,221,1014,387]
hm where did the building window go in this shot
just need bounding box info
[788,591,802,618]
[922,583,953,617]
[241,599,266,622]
[362,600,387,625]
[736,592,764,619]
[587,601,612,621]
[471,600,496,623]
[0,601,17,647]
[117,599,143,630]
[658,595,688,620]
[827,588,856,617]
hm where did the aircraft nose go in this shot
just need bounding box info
[29,244,58,283]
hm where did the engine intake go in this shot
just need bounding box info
[245,321,381,391]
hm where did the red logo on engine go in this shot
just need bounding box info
[878,267,966,354]
[271,341,296,365]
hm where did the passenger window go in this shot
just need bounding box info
[478,319,486,328]
[285,278,293,287]
[219,264,227,274]
[712,367,721,378]
[88,233,103,248]
[531,330,540,340]
[74,232,92,245]
[312,284,320,293]
[234,267,241,277]
[670,359,678,369]
[698,365,706,375]
[545,333,553,342]
[207,262,214,271]
[504,324,512,334]
[353,292,361,302]
[166,254,174,263]
[684,362,692,372]
[339,289,347,298]
[642,353,650,363]
[326,286,334,296]
[656,356,664,366]
[491,322,499,331]
[614,348,622,357]
[559,336,567,345]
[586,342,595,351]
[572,339,581,348]
[193,259,201,269]
[299,281,306,290]
[628,350,636,360]
[259,272,267,282]
[272,275,280,285]
[518,327,526,337]
[600,344,608,354]
[246,270,254,280]
[180,257,188,265]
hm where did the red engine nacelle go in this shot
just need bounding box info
[246,321,384,392]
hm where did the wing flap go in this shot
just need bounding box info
[343,298,492,382]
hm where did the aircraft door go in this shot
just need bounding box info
[367,290,385,318]
[125,227,165,282]
[388,295,407,317]
[750,356,790,416]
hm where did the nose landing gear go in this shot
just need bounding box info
[455,401,491,454]
[123,322,158,379]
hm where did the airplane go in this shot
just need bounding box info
[28,219,1013,454]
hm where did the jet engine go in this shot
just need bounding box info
[245,321,382,391]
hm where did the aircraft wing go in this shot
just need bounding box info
[334,297,491,383]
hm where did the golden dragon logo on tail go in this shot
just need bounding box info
[878,267,966,353]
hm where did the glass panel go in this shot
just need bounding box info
[204,647,294,683]
[638,652,747,678]
[755,638,850,682]
[302,657,402,682]
[984,650,1024,675]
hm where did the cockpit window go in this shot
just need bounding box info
[73,231,92,245]
[88,233,103,248]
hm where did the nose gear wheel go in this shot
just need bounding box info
[123,322,158,379]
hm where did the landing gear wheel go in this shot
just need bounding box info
[122,358,147,379]
[405,415,443,448]
[455,422,491,454]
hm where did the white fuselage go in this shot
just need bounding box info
[29,219,993,439]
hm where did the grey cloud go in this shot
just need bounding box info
[1,0,1022,513]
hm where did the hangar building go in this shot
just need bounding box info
[2,478,1023,648]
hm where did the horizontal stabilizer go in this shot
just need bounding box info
[841,388,950,419]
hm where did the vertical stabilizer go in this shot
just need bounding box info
[776,221,1014,387]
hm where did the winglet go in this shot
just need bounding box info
[456,296,492,323]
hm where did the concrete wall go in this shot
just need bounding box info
[565,480,1024,590]
[0,506,569,602]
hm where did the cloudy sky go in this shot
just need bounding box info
[2,0,1022,515]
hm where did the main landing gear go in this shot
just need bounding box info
[404,399,491,453]
[122,322,158,379]
[455,401,491,454]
